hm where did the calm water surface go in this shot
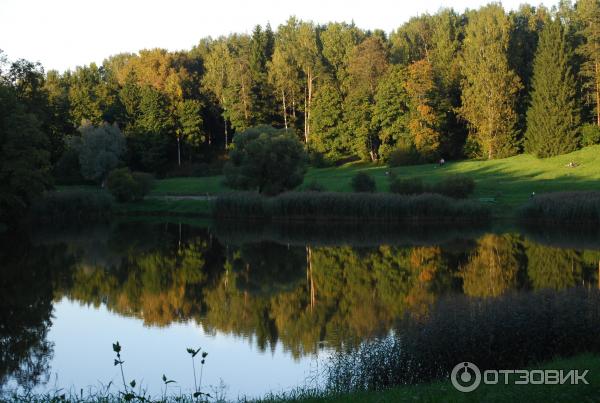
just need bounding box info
[1,221,599,398]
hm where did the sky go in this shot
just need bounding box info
[1,0,558,72]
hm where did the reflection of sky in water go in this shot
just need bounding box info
[45,298,320,399]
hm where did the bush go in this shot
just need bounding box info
[224,125,307,195]
[54,148,84,185]
[351,172,376,193]
[386,146,420,167]
[30,189,113,224]
[308,150,332,168]
[581,123,600,146]
[107,168,154,202]
[303,181,326,192]
[434,175,475,198]
[389,177,424,195]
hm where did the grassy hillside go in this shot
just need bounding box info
[150,145,600,217]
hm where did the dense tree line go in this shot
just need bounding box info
[4,2,600,220]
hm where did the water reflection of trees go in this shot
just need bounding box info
[40,224,600,358]
[0,233,73,392]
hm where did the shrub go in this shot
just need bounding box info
[30,189,113,224]
[308,150,332,168]
[351,173,376,193]
[303,181,326,192]
[434,175,475,198]
[581,123,600,146]
[107,168,154,202]
[54,148,84,185]
[386,146,420,167]
[224,125,307,195]
[389,177,424,195]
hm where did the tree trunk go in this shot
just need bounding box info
[596,61,600,127]
[282,89,288,130]
[307,68,313,143]
[177,137,181,167]
[224,117,228,150]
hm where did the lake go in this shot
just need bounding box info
[1,220,599,400]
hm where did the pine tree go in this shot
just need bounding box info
[525,19,580,157]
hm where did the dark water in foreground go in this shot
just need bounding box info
[1,221,599,398]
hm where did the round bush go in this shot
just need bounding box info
[107,168,154,202]
[351,173,376,193]
[435,175,475,199]
[389,177,425,195]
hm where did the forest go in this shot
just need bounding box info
[3,1,600,223]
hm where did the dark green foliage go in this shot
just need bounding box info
[307,150,332,168]
[106,168,154,202]
[386,145,420,167]
[581,123,600,146]
[434,175,476,198]
[303,181,326,192]
[53,148,84,185]
[389,177,424,195]
[518,191,600,225]
[525,19,580,157]
[224,126,307,195]
[389,175,475,198]
[326,288,600,391]
[350,173,376,193]
[30,190,113,224]
[0,84,51,224]
[213,192,490,222]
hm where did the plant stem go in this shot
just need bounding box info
[199,363,204,397]
[192,356,198,393]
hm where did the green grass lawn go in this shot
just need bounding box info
[264,353,600,403]
[149,145,600,218]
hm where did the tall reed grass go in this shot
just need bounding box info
[518,191,600,225]
[30,189,114,225]
[213,192,490,223]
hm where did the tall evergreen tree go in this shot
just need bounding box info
[460,5,522,159]
[525,19,580,157]
[576,0,600,126]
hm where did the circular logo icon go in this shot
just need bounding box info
[451,362,481,393]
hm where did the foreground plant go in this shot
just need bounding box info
[187,347,211,401]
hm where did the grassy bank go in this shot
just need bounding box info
[149,145,600,218]
[54,145,600,219]
[261,353,600,403]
